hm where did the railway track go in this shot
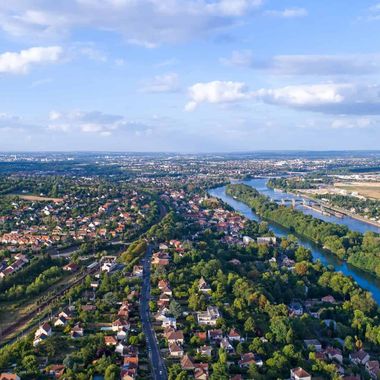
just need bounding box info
[0,263,99,347]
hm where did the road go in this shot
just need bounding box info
[140,244,168,380]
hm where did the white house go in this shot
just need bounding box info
[197,306,220,326]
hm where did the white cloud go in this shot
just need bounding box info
[220,49,253,67]
[330,117,374,129]
[47,110,141,135]
[0,46,63,74]
[265,7,308,18]
[255,83,380,114]
[0,0,262,46]
[221,51,380,75]
[185,81,380,115]
[141,73,180,93]
[206,0,263,17]
[0,112,36,131]
[185,81,251,111]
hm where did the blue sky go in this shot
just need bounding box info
[1,0,380,152]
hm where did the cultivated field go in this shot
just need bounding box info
[334,182,380,200]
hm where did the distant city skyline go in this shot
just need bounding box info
[1,1,380,151]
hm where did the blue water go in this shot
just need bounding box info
[244,178,380,234]
[209,179,380,305]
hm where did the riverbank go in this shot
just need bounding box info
[266,179,380,230]
[296,191,380,229]
[226,182,380,279]
[209,184,380,305]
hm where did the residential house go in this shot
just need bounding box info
[195,331,207,342]
[157,293,171,308]
[112,318,129,331]
[154,307,170,322]
[47,364,65,378]
[220,337,234,354]
[198,277,211,293]
[321,295,336,304]
[117,328,128,340]
[181,354,195,370]
[197,345,212,357]
[0,374,20,380]
[166,330,184,345]
[197,306,220,326]
[350,350,370,365]
[325,347,343,364]
[243,236,254,244]
[169,342,184,358]
[33,322,52,346]
[132,265,143,277]
[104,335,118,346]
[289,302,303,316]
[194,363,209,380]
[115,341,129,356]
[290,367,312,380]
[54,315,68,327]
[257,236,276,245]
[63,262,79,272]
[366,360,380,379]
[238,352,263,368]
[207,329,223,341]
[70,324,84,338]
[158,279,169,290]
[101,261,117,272]
[161,316,177,329]
[161,286,173,297]
[152,252,170,266]
[304,339,322,352]
[228,328,242,342]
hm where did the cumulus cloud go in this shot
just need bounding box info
[265,7,308,18]
[221,51,380,75]
[255,83,380,115]
[0,0,262,46]
[141,73,180,93]
[0,46,63,74]
[185,81,252,111]
[47,110,148,135]
[185,81,380,115]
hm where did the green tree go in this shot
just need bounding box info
[22,354,39,376]
[169,300,182,318]
[104,364,120,380]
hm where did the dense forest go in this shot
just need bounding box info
[267,177,320,191]
[226,184,380,277]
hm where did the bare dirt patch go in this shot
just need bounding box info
[334,182,380,200]
[13,194,64,203]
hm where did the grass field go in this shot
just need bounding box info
[335,182,380,200]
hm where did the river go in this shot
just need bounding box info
[245,178,380,234]
[209,178,380,305]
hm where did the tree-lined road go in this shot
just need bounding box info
[140,244,167,380]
